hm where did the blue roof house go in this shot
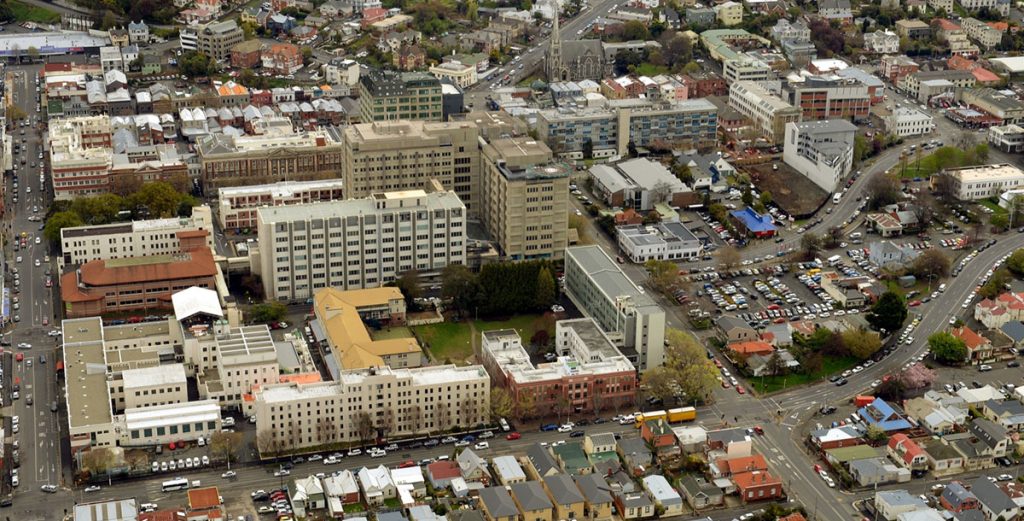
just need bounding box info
[858,398,912,432]
[729,208,776,238]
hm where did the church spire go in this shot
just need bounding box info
[546,0,563,81]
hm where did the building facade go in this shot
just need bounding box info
[480,137,571,261]
[195,128,345,192]
[940,163,1024,200]
[728,81,802,145]
[358,69,443,122]
[217,179,346,230]
[617,223,702,262]
[782,120,857,193]
[563,246,666,370]
[179,20,245,61]
[253,365,489,452]
[256,187,467,302]
[886,107,935,137]
[783,76,871,121]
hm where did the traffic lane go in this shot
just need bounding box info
[755,423,852,520]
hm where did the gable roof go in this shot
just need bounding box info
[971,475,1017,514]
[545,474,585,505]
[509,481,554,511]
[575,474,613,504]
[1002,321,1024,342]
[858,398,912,431]
[942,482,977,508]
[479,487,520,518]
[527,444,560,476]
[968,418,1009,449]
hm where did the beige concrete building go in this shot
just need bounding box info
[179,20,245,61]
[341,120,482,216]
[255,186,467,302]
[201,324,279,408]
[196,128,345,192]
[481,137,571,261]
[428,60,478,89]
[728,81,802,145]
[217,179,346,230]
[119,364,189,411]
[939,163,1024,201]
[252,364,490,452]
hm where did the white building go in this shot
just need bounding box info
[59,206,215,270]
[202,324,279,408]
[616,223,702,263]
[729,81,802,145]
[942,163,1024,200]
[252,365,489,452]
[782,120,857,193]
[324,59,361,86]
[959,0,1010,16]
[864,30,900,54]
[428,60,478,88]
[722,57,774,84]
[255,187,466,302]
[120,364,188,410]
[886,107,935,137]
[121,400,222,446]
[988,124,1024,153]
[217,179,345,230]
[359,466,397,505]
[771,19,810,42]
[563,246,666,370]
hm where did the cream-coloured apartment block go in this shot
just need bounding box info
[120,364,189,411]
[941,163,1024,201]
[59,206,214,270]
[202,325,279,407]
[217,179,346,230]
[341,120,482,216]
[481,137,571,261]
[255,186,467,302]
[728,81,802,145]
[49,115,114,200]
[253,365,490,452]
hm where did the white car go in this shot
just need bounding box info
[474,442,490,450]
[370,449,386,458]
[557,425,573,433]
[273,469,290,477]
[347,448,362,457]
[84,486,102,493]
[221,471,237,479]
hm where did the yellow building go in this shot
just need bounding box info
[714,1,744,26]
[313,287,422,370]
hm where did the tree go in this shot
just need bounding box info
[490,387,514,420]
[640,366,679,404]
[991,212,1010,231]
[301,46,313,61]
[534,267,556,310]
[909,249,950,279]
[179,51,218,78]
[130,181,191,218]
[866,291,908,334]
[256,429,283,460]
[81,447,117,476]
[716,245,741,269]
[898,362,936,389]
[356,412,375,445]
[928,332,968,366]
[980,268,1008,301]
[866,173,902,210]
[801,350,824,374]
[741,186,754,207]
[44,210,85,244]
[865,424,887,442]
[663,328,719,403]
[842,329,882,360]
[621,20,650,40]
[440,264,482,317]
[765,352,787,376]
[435,401,450,432]
[378,407,396,439]
[395,269,421,306]
[645,259,679,293]
[800,233,823,259]
[876,377,906,401]
[250,302,287,324]
[208,431,243,466]
[582,138,594,160]
[824,226,843,249]
[760,191,773,207]
[109,175,144,197]
[514,391,536,422]
[1007,249,1024,275]
[26,47,39,62]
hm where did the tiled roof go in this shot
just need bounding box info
[952,326,988,350]
[72,247,217,289]
[188,487,221,509]
[727,340,774,355]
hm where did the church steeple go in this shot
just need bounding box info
[545,0,564,81]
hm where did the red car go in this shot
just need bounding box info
[753,425,764,435]
[506,432,521,440]
[713,359,723,368]
[398,460,416,468]
[721,380,731,389]
[908,300,922,307]
[736,386,746,395]
[15,353,23,362]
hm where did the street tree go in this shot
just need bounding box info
[910,249,951,279]
[979,268,1012,299]
[515,391,536,422]
[865,424,887,442]
[534,267,556,310]
[394,269,422,306]
[356,412,375,446]
[44,211,85,244]
[842,328,882,360]
[256,429,283,460]
[81,447,117,477]
[645,259,679,293]
[928,332,968,366]
[801,233,823,259]
[1007,249,1024,275]
[717,245,741,269]
[249,302,287,324]
[209,431,243,466]
[490,387,514,420]
[866,291,908,334]
[898,362,936,389]
[991,212,1011,231]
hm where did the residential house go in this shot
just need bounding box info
[1000,321,1024,348]
[493,456,527,486]
[426,461,462,489]
[809,426,864,450]
[672,425,708,453]
[478,487,521,521]
[848,457,911,487]
[716,454,768,479]
[940,482,980,513]
[552,443,591,476]
[575,474,615,521]
[323,471,360,506]
[747,349,800,376]
[869,241,921,269]
[972,476,1019,521]
[716,316,758,343]
[543,474,586,521]
[858,398,913,433]
[391,467,427,498]
[585,433,617,456]
[509,481,554,521]
[982,399,1024,432]
[642,475,684,517]
[679,475,724,510]
[923,442,966,477]
[733,470,784,503]
[975,291,1024,329]
[875,490,929,521]
[618,438,654,476]
[887,434,929,471]
[641,420,680,461]
[291,475,326,516]
[706,428,752,457]
[613,490,656,520]
[949,419,1010,470]
[457,449,490,485]
[358,466,397,505]
[819,0,853,23]
[526,444,561,479]
[904,393,967,435]
[727,341,775,358]
[951,326,995,364]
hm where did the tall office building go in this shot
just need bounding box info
[358,69,443,122]
[256,184,466,302]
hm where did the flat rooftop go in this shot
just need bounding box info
[566,245,660,312]
[256,189,464,224]
[947,163,1024,183]
[218,178,346,199]
[124,400,220,431]
[122,363,186,390]
[63,317,112,429]
[217,325,277,362]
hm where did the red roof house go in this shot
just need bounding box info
[887,434,928,470]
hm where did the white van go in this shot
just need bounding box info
[833,193,842,204]
[849,232,862,240]
[499,418,510,432]
[827,255,842,267]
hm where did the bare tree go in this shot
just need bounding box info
[256,429,281,460]
[435,402,450,433]
[209,432,243,467]
[716,245,741,269]
[650,181,672,205]
[407,405,423,436]
[356,412,375,446]
[377,408,396,440]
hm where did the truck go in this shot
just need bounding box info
[667,407,697,423]
[854,395,875,407]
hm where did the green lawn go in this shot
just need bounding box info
[414,314,554,365]
[900,146,980,179]
[10,0,60,23]
[370,326,414,340]
[751,355,860,394]
[978,198,1008,215]
[634,63,669,76]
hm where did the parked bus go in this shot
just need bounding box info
[161,478,190,492]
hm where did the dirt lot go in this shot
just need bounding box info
[745,163,829,218]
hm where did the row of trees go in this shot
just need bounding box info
[439,261,557,318]
[45,181,197,244]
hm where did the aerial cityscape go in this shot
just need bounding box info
[3,0,1024,519]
